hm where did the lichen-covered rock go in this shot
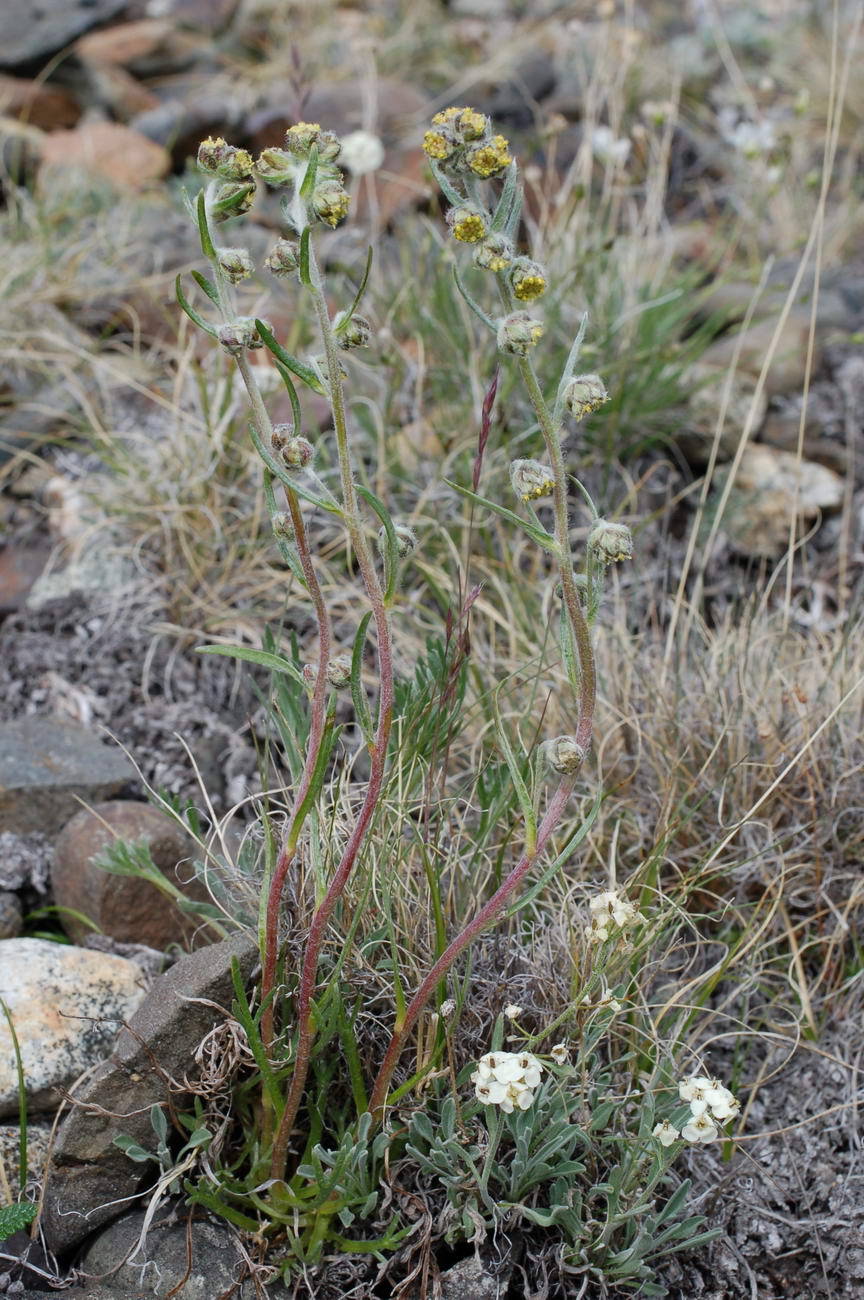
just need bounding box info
[0,939,147,1117]
[40,932,257,1255]
[81,1207,275,1299]
[715,445,844,558]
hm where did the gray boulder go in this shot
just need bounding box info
[40,932,258,1255]
[0,717,135,836]
[0,0,127,70]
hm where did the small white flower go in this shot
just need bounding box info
[504,1003,522,1019]
[678,1074,711,1104]
[591,125,632,166]
[440,998,456,1018]
[339,130,385,176]
[550,1042,569,1065]
[652,1120,679,1147]
[472,1050,544,1109]
[510,1083,536,1110]
[588,889,642,943]
[681,1112,719,1144]
[718,107,776,157]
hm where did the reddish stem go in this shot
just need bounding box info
[366,777,575,1120]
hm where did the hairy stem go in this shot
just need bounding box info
[518,356,596,752]
[268,236,394,1183]
[234,352,332,1148]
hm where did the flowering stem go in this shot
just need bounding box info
[268,235,394,1184]
[366,777,574,1121]
[233,352,332,1150]
[365,304,598,1122]
[517,356,596,752]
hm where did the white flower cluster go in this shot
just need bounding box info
[591,124,632,166]
[653,1074,741,1146]
[588,889,642,943]
[472,1051,543,1113]
[718,107,776,157]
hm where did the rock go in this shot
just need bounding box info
[78,62,160,121]
[0,1120,52,1197]
[683,363,769,460]
[0,716,136,836]
[0,74,80,130]
[0,890,23,939]
[39,122,170,190]
[408,1252,514,1299]
[51,800,210,948]
[0,830,52,893]
[697,311,825,398]
[0,116,44,188]
[0,0,127,71]
[715,445,844,558]
[81,1208,264,1298]
[130,93,241,168]
[27,544,136,609]
[75,18,202,78]
[41,932,258,1254]
[0,543,51,617]
[144,0,239,35]
[0,938,147,1118]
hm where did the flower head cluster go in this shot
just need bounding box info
[472,1051,543,1113]
[588,889,642,943]
[251,122,350,229]
[510,258,547,302]
[586,519,632,566]
[510,458,554,503]
[654,1074,740,1146]
[446,205,488,243]
[423,106,513,179]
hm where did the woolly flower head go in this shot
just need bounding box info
[587,888,642,943]
[472,1050,543,1113]
[339,130,385,176]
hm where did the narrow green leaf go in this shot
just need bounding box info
[272,360,303,431]
[334,246,373,332]
[350,612,374,744]
[230,958,285,1119]
[356,484,398,602]
[196,188,217,261]
[430,159,467,209]
[489,162,519,232]
[196,643,307,687]
[263,469,308,588]
[492,685,536,846]
[255,319,326,395]
[444,479,559,552]
[299,147,319,200]
[299,226,312,287]
[190,269,220,306]
[504,792,601,917]
[175,275,217,338]
[453,266,497,331]
[184,1181,261,1232]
